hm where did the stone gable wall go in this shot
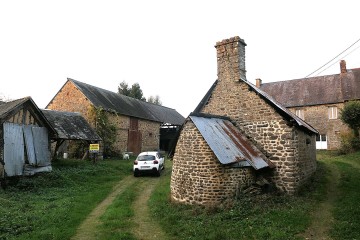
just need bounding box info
[47,81,92,121]
[200,37,316,194]
[289,103,347,150]
[171,121,255,206]
[201,80,317,193]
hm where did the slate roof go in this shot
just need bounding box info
[259,68,360,107]
[42,109,102,141]
[67,78,185,125]
[193,80,318,134]
[190,114,274,170]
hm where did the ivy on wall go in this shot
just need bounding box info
[88,106,117,157]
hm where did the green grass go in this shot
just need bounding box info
[0,158,133,240]
[96,182,139,240]
[1,151,360,240]
[317,151,360,240]
[149,155,330,240]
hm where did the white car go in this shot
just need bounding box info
[133,151,165,177]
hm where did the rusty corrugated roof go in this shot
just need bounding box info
[42,109,102,141]
[190,115,273,170]
[260,68,360,107]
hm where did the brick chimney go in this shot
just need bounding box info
[255,78,262,87]
[340,60,347,74]
[215,36,247,82]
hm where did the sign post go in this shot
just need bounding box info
[89,144,100,164]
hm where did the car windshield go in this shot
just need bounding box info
[137,155,156,161]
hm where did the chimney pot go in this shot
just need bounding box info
[256,78,262,88]
[340,60,347,74]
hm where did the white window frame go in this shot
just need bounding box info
[316,134,328,149]
[328,106,338,119]
[295,109,304,120]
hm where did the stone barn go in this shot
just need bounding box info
[170,36,318,206]
[46,78,184,156]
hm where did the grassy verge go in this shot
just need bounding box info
[149,158,328,240]
[0,158,133,240]
[317,151,360,240]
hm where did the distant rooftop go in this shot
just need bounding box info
[68,78,185,126]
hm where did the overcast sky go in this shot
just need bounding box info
[1,0,359,117]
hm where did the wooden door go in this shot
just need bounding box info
[128,118,142,154]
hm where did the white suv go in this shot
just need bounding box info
[133,151,165,177]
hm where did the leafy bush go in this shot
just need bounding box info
[340,100,360,137]
[339,130,360,154]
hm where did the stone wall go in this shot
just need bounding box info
[289,103,347,150]
[201,79,317,193]
[139,119,160,151]
[107,113,129,153]
[171,121,255,206]
[47,81,92,120]
[294,129,317,186]
[47,80,160,155]
[171,36,317,202]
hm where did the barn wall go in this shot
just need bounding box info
[138,119,160,152]
[107,114,160,154]
[47,81,160,155]
[171,121,255,206]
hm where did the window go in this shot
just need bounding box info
[316,134,327,142]
[295,109,304,120]
[328,106,338,119]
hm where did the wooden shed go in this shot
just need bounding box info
[0,97,56,180]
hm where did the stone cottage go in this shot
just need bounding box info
[257,60,360,150]
[46,78,184,155]
[171,36,318,206]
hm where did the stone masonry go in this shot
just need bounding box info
[171,37,317,206]
[170,121,255,206]
[47,80,160,154]
[288,104,348,150]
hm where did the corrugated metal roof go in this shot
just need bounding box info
[69,78,185,125]
[260,68,360,107]
[42,110,102,141]
[190,115,273,170]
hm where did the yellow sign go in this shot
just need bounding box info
[89,144,100,152]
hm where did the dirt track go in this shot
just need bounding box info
[71,175,166,240]
[301,164,340,240]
